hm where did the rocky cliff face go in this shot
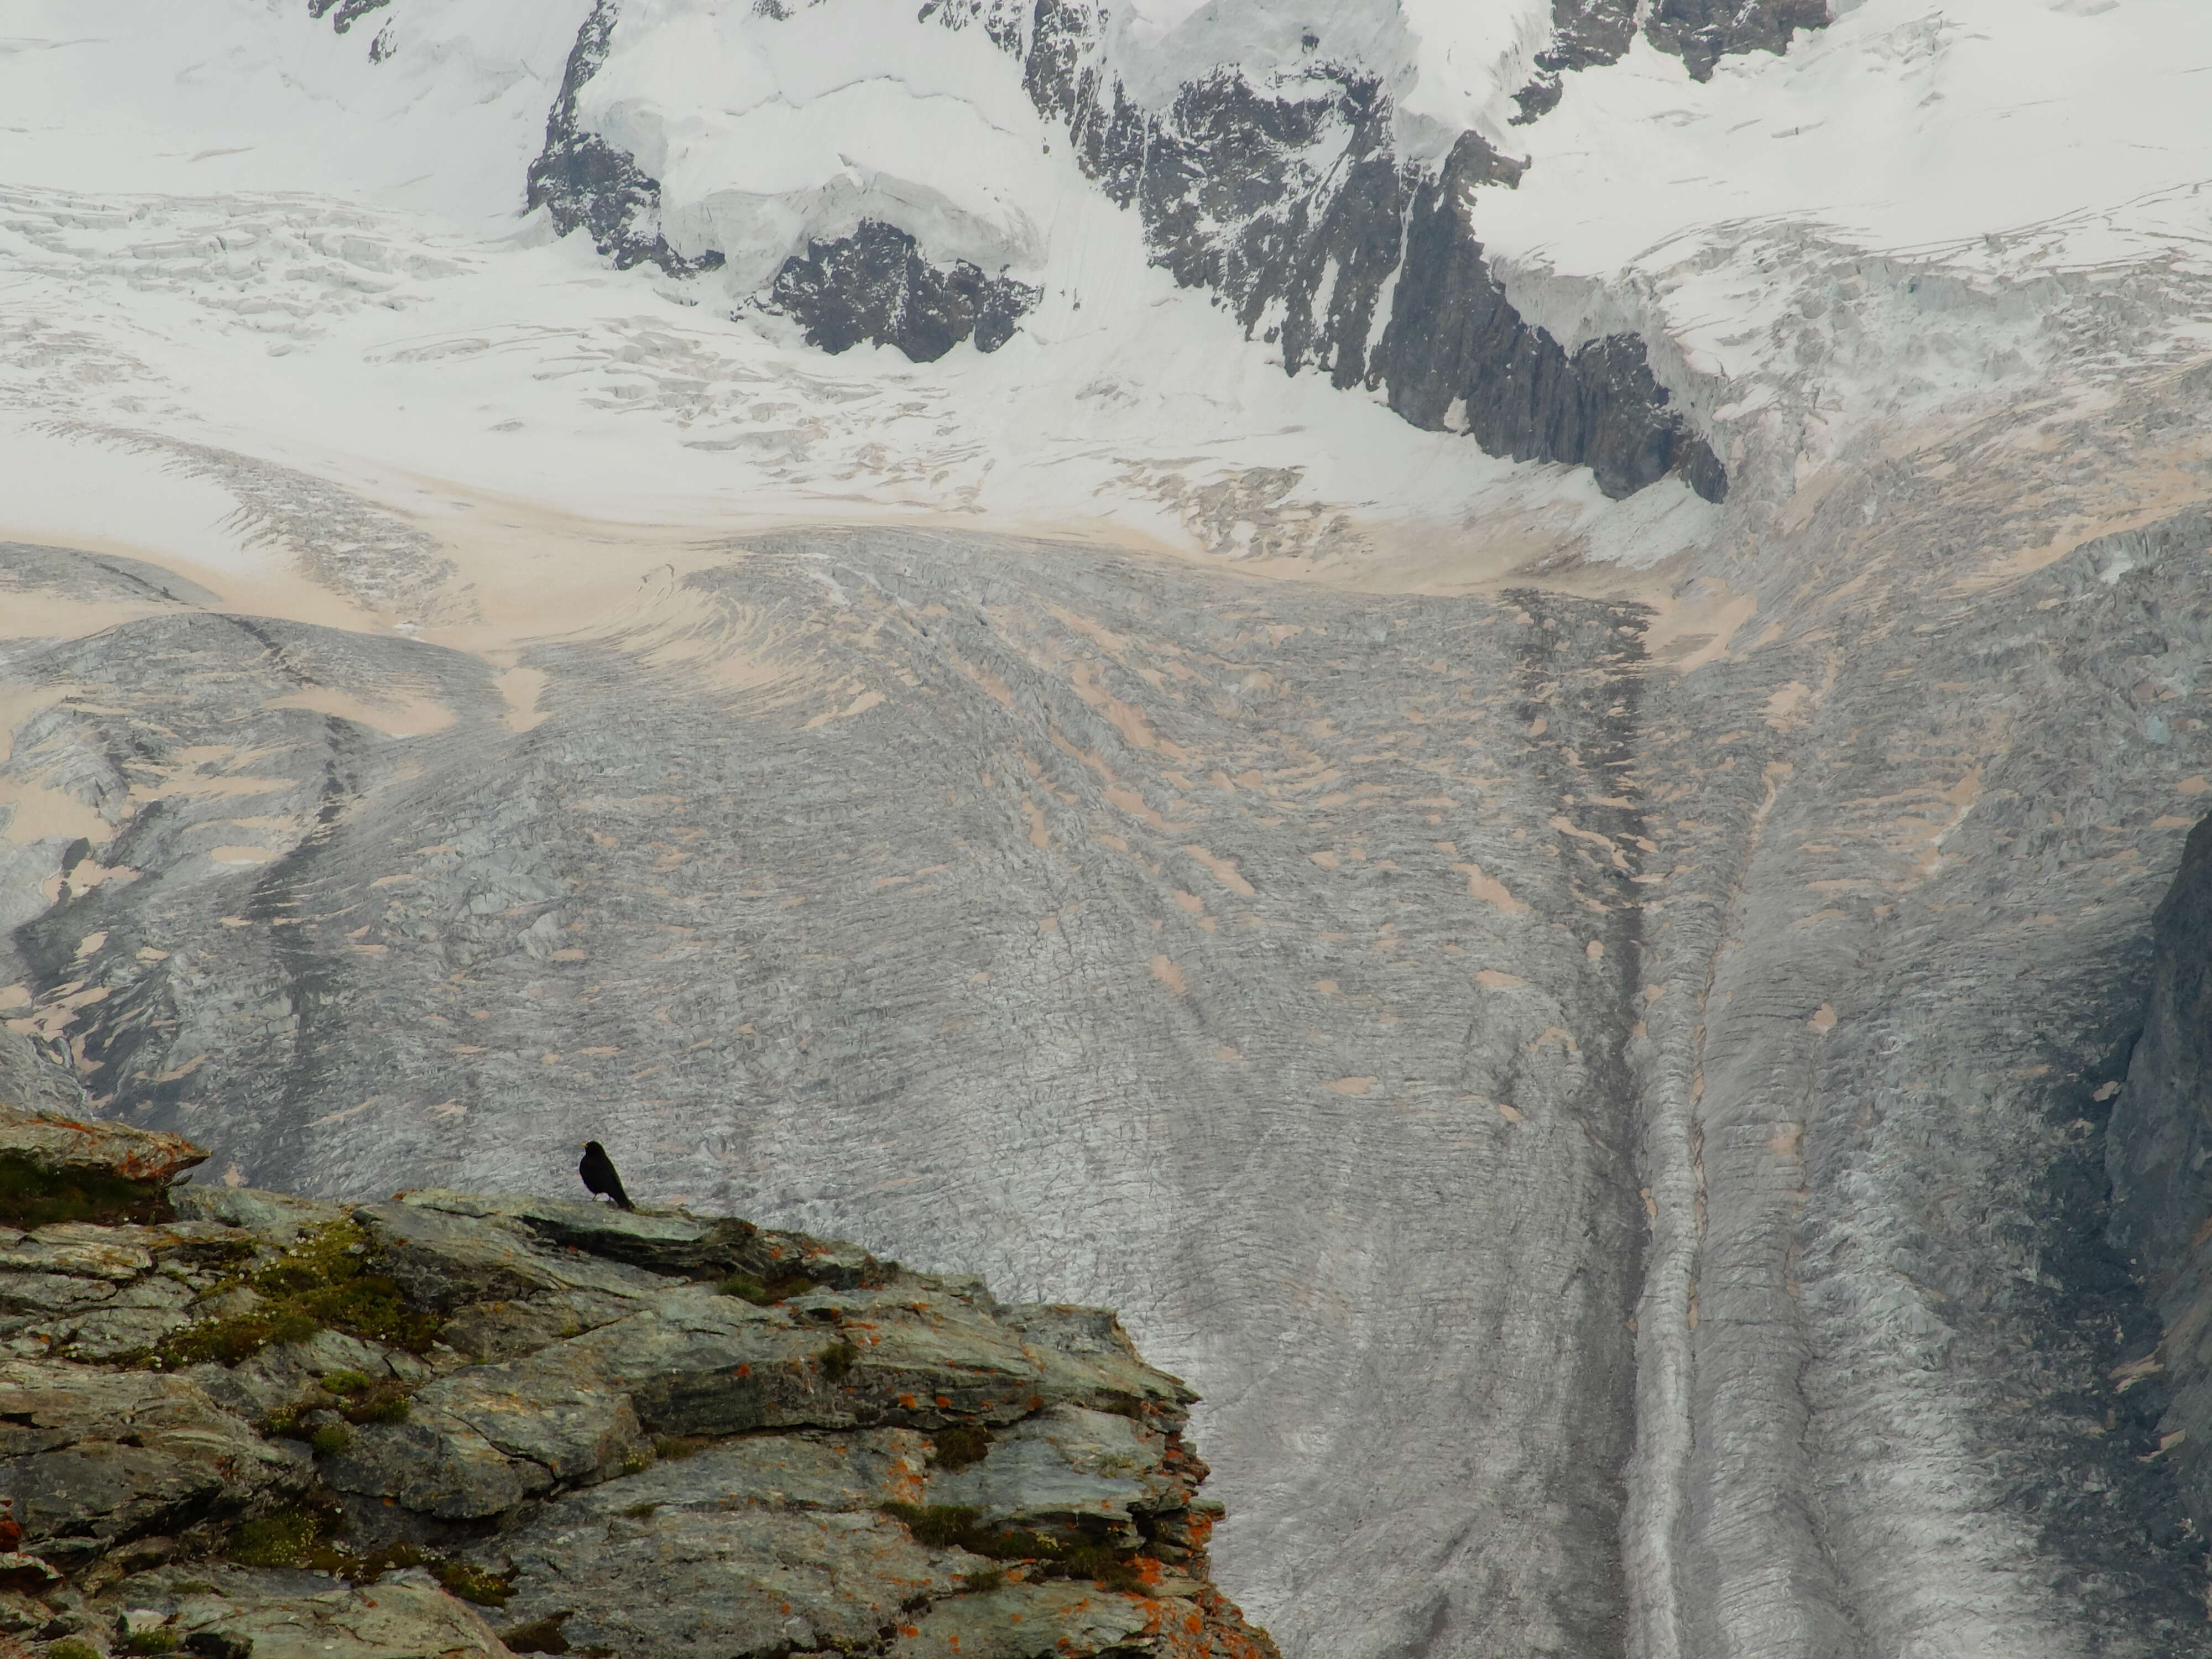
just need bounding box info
[524,0,725,278]
[2105,815,2212,1545]
[0,1097,1276,1659]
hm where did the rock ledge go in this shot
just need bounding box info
[0,1108,1276,1659]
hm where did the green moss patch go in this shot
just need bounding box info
[714,1269,818,1306]
[227,1508,343,1572]
[879,1503,1145,1590]
[928,1423,994,1471]
[0,1152,171,1229]
[225,1506,510,1603]
[150,1220,443,1369]
[500,1614,573,1655]
[431,1559,514,1608]
[817,1339,859,1383]
[880,1501,983,1550]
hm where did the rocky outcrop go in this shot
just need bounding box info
[0,1108,1277,1659]
[0,1066,207,1230]
[524,0,724,276]
[959,3,1731,502]
[306,0,394,39]
[1644,0,1831,83]
[2106,811,2212,1529]
[1368,135,1727,502]
[768,222,1041,362]
[1516,0,1828,112]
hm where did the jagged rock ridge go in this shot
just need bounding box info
[0,1094,1279,1659]
[1514,0,1829,114]
[995,8,1726,500]
[927,0,1736,500]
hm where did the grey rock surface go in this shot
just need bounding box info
[0,1134,1276,1658]
[889,1582,1156,1659]
[0,1360,310,1563]
[497,1506,971,1658]
[927,1404,1176,1525]
[166,1566,513,1659]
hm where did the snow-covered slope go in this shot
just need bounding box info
[8,3,2212,1657]
[9,0,2209,552]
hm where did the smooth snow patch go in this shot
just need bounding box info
[1485,0,2212,277]
[0,424,267,577]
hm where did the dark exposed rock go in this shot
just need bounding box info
[307,0,394,37]
[2107,811,2212,1291]
[524,0,723,276]
[941,3,1730,500]
[1366,135,1725,499]
[1519,0,1830,96]
[766,221,1041,361]
[526,6,1028,353]
[2107,810,2212,1527]
[1645,0,1832,82]
[1549,0,1643,70]
[1512,0,1638,123]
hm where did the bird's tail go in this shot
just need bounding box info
[610,1177,635,1212]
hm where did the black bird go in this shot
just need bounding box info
[578,1141,634,1211]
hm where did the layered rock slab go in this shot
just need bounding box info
[0,1104,1275,1659]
